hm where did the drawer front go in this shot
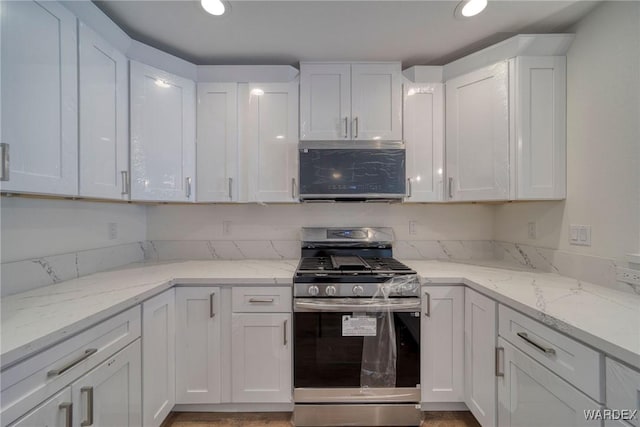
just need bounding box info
[232,287,292,313]
[1,306,141,426]
[498,304,603,402]
[606,358,640,427]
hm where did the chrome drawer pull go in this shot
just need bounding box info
[283,319,288,346]
[59,402,72,427]
[121,170,129,195]
[1,143,9,181]
[209,292,216,318]
[249,297,275,303]
[47,348,97,377]
[495,347,505,377]
[80,387,94,426]
[423,291,431,317]
[517,332,556,355]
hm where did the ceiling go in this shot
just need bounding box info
[94,0,601,67]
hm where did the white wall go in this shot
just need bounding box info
[146,203,495,242]
[0,197,147,262]
[494,1,640,263]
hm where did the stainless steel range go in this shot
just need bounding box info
[293,227,421,427]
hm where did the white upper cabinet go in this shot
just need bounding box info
[0,0,78,196]
[197,83,239,202]
[446,55,567,202]
[446,61,511,201]
[79,22,129,200]
[130,61,196,202]
[300,64,351,140]
[245,81,299,203]
[403,82,445,202]
[300,62,402,141]
[514,56,567,200]
[351,63,402,141]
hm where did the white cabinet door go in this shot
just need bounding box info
[231,313,292,403]
[606,358,640,427]
[515,56,567,200]
[446,61,510,201]
[404,82,445,202]
[0,0,78,196]
[175,287,221,404]
[71,340,142,427]
[246,82,299,203]
[351,63,403,141]
[497,338,602,427]
[300,63,351,140]
[465,288,498,427]
[9,388,72,427]
[197,83,239,202]
[78,22,129,200]
[421,286,464,403]
[130,61,195,202]
[142,290,175,427]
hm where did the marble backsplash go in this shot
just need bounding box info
[2,239,637,296]
[1,242,146,296]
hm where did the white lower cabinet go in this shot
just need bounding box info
[142,290,175,427]
[421,286,464,403]
[71,339,142,427]
[497,338,601,427]
[175,287,222,404]
[231,313,292,403]
[465,288,498,427]
[9,388,72,427]
[606,358,640,427]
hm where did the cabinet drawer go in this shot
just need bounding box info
[606,358,640,427]
[1,306,141,426]
[232,287,292,313]
[498,305,603,402]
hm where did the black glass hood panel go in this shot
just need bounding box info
[299,147,406,200]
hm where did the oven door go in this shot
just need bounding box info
[293,298,420,403]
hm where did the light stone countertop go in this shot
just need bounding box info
[1,258,639,371]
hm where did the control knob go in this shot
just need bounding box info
[325,285,337,296]
[352,285,364,296]
[308,285,319,296]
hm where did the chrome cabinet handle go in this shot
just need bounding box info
[120,171,129,195]
[0,143,9,181]
[423,291,430,317]
[495,347,505,377]
[59,402,72,427]
[209,292,216,318]
[407,178,412,198]
[47,349,97,377]
[249,297,275,303]
[80,387,94,426]
[283,319,288,346]
[344,117,348,138]
[228,177,233,200]
[354,117,359,138]
[517,332,556,355]
[448,177,453,199]
[186,177,192,198]
[291,178,297,199]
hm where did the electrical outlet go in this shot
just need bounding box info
[108,222,118,240]
[527,222,537,239]
[616,267,640,286]
[569,224,591,246]
[222,221,232,236]
[409,221,417,235]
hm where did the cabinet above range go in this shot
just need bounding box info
[299,62,403,141]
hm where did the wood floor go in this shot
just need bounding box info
[165,411,481,427]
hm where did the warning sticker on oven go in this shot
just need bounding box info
[342,315,377,336]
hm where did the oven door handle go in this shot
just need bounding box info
[294,298,421,313]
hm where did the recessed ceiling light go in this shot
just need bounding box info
[455,0,488,18]
[201,0,225,16]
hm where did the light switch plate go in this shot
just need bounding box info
[569,225,591,246]
[527,222,537,239]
